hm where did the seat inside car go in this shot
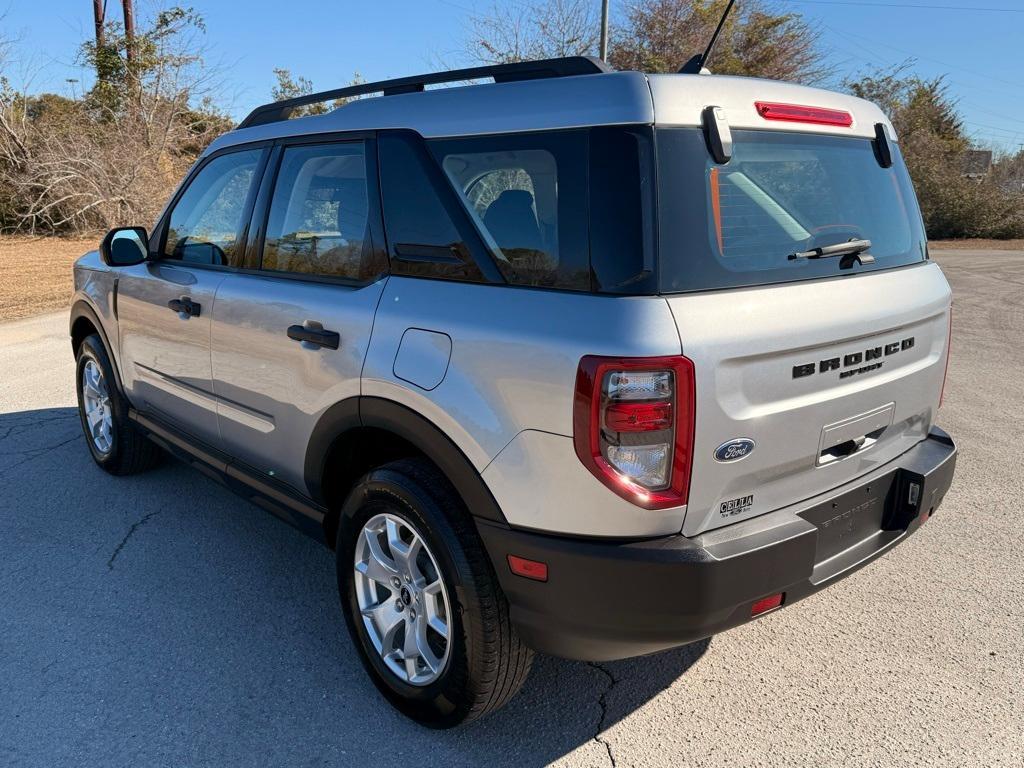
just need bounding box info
[483,189,544,255]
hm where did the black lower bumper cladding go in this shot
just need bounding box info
[476,428,957,662]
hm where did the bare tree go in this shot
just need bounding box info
[0,6,230,234]
[462,0,601,64]
[460,0,831,84]
[610,0,832,82]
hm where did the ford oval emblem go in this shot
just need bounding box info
[714,438,756,463]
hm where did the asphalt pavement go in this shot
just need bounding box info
[1,250,1021,767]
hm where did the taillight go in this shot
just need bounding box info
[940,306,952,408]
[754,101,853,127]
[573,355,695,509]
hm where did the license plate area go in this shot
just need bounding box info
[799,471,898,565]
[817,403,895,466]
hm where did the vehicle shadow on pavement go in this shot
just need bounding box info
[0,407,709,767]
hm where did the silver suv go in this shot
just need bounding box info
[70,57,957,727]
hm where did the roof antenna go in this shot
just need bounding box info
[679,0,736,74]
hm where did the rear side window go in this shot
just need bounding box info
[378,128,654,293]
[430,132,589,290]
[163,149,264,265]
[261,142,375,280]
[658,129,926,292]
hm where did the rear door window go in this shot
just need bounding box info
[261,142,378,281]
[658,129,927,292]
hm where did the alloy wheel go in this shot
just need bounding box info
[81,359,113,454]
[353,512,452,686]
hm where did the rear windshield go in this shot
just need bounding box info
[657,128,927,293]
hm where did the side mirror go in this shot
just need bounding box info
[100,227,149,267]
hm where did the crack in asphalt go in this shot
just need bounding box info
[0,410,82,475]
[107,512,160,571]
[0,433,83,476]
[587,661,619,767]
[0,411,78,442]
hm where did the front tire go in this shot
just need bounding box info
[75,334,161,475]
[337,458,533,727]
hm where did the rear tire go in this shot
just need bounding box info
[337,458,533,727]
[75,334,162,475]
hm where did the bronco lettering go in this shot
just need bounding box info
[793,337,915,379]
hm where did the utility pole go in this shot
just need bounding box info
[599,0,610,61]
[92,0,106,82]
[92,0,105,51]
[122,0,136,63]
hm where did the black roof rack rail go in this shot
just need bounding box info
[237,56,613,130]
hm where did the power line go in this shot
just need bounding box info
[782,1,1024,11]
[963,120,1024,136]
[821,23,1024,93]
[961,102,1024,129]
[814,29,1024,146]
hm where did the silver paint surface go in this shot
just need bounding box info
[665,262,951,536]
[209,272,385,490]
[116,261,226,448]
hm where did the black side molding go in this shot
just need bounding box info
[130,409,329,544]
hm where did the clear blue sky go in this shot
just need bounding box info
[3,0,1023,151]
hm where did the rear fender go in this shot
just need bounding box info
[304,396,508,527]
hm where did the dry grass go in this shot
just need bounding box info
[930,238,1024,251]
[0,235,99,322]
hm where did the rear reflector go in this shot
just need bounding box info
[751,593,785,616]
[508,555,548,582]
[755,101,853,127]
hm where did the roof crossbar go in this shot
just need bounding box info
[237,56,614,130]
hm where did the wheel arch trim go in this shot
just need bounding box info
[69,299,125,394]
[304,396,508,525]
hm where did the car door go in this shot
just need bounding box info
[117,146,268,447]
[209,135,388,493]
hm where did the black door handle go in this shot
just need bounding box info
[168,297,201,317]
[287,324,340,350]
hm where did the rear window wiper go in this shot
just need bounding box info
[789,238,875,264]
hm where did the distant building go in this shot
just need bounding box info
[962,150,993,179]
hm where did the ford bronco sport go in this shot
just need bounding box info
[70,56,957,727]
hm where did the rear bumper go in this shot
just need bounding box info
[476,427,957,661]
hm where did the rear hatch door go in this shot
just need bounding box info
[655,126,951,536]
